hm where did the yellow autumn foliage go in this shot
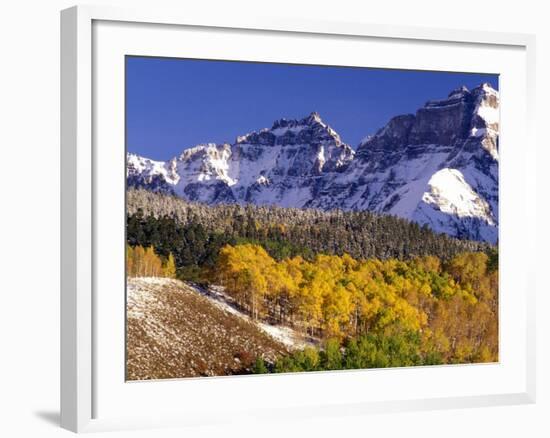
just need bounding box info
[126,245,177,279]
[215,244,498,362]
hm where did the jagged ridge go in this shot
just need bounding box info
[127,83,499,243]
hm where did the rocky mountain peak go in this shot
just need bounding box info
[447,85,470,98]
[475,82,498,94]
[271,111,324,130]
[304,111,323,125]
[356,83,499,159]
[235,112,349,157]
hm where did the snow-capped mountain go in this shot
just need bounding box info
[127,112,355,206]
[127,84,499,243]
[308,83,499,242]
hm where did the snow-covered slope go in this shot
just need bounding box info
[194,284,316,350]
[127,83,499,243]
[127,277,312,379]
[126,153,179,193]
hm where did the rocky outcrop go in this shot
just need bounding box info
[308,83,499,243]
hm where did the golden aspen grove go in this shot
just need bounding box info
[126,244,177,278]
[215,244,498,372]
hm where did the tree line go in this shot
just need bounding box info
[126,189,491,281]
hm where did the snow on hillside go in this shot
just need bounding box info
[126,153,179,185]
[127,277,312,380]
[193,284,316,350]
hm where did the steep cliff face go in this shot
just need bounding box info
[126,83,499,243]
[309,83,499,242]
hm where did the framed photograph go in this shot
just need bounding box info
[61,5,536,433]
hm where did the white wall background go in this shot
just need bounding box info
[0,1,546,437]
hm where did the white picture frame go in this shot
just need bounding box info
[60,4,537,433]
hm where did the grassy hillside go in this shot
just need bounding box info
[126,277,290,380]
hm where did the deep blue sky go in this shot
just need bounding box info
[126,56,498,161]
